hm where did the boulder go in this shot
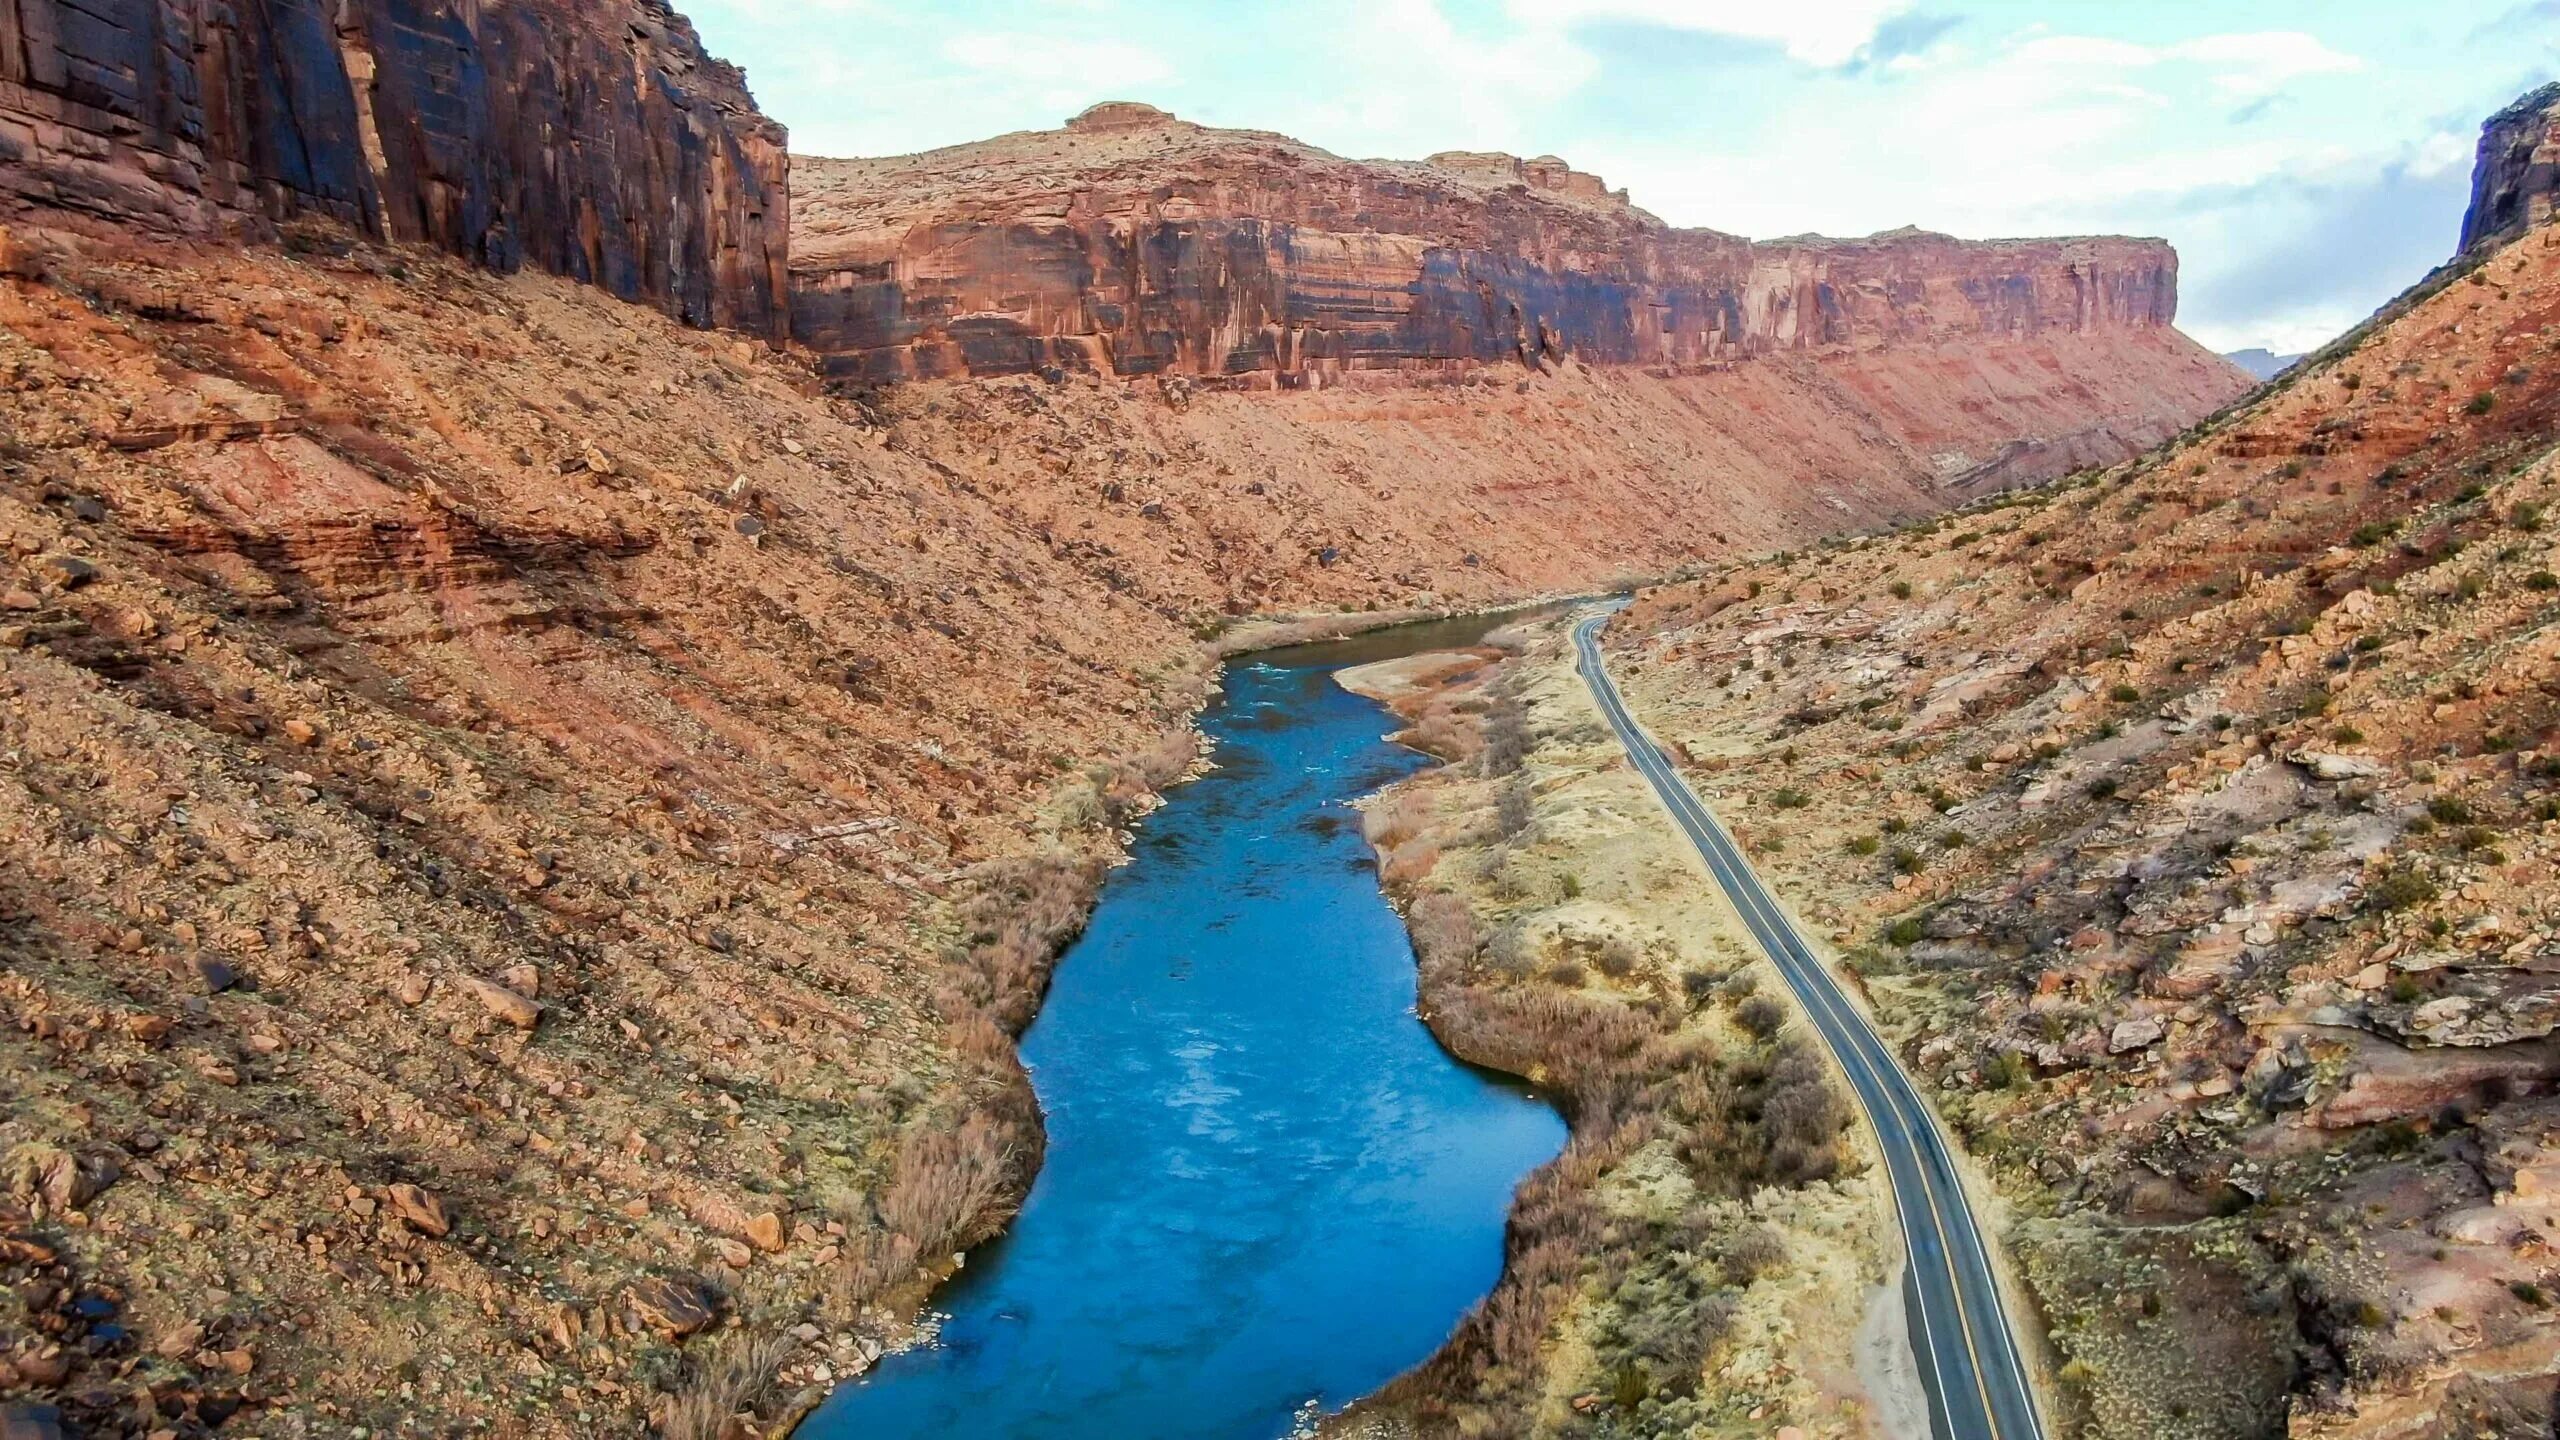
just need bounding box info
[385,1184,449,1238]
[459,975,543,1029]
[622,1276,718,1338]
[2289,750,2385,782]
[2109,1016,2167,1054]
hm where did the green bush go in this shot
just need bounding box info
[2108,683,2141,704]
[1885,916,1926,946]
[2369,866,2438,912]
[1888,579,1914,600]
[2468,392,2498,415]
[1845,834,1880,857]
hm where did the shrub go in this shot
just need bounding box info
[2517,502,2547,533]
[1596,937,1640,980]
[1408,891,1481,975]
[663,1333,791,1440]
[2530,571,2560,592]
[1890,847,1925,876]
[1769,786,1812,810]
[2468,392,2497,415]
[1888,580,1914,600]
[2427,795,2475,825]
[1679,969,1718,1005]
[1735,995,1788,1039]
[1885,916,1927,946]
[2331,725,2365,745]
[2369,866,2439,913]
[1844,833,1880,857]
[2351,520,2397,547]
[1721,1225,1790,1285]
[1495,779,1534,841]
[2086,777,2119,800]
[881,1112,1018,1250]
[2108,683,2141,704]
[1482,712,1530,779]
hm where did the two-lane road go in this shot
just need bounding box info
[1572,609,2045,1440]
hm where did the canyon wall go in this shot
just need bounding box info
[0,0,789,336]
[2465,82,2560,253]
[792,102,2190,390]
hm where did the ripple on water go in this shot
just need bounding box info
[805,637,1564,1440]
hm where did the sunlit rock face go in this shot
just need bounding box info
[790,102,2187,389]
[2464,82,2560,254]
[0,0,791,337]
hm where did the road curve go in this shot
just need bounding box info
[1572,608,2045,1440]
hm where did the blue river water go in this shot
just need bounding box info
[805,621,1567,1440]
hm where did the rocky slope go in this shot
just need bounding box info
[1592,91,2560,1439]
[0,0,791,337]
[0,13,2255,1437]
[789,104,2244,492]
[0,201,2212,1435]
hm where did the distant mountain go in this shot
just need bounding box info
[2223,347,2306,381]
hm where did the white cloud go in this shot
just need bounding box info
[2409,128,2478,179]
[2166,31,2366,101]
[1513,0,1915,68]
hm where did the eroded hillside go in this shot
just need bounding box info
[1596,208,2560,1436]
[790,103,2246,497]
[0,201,2187,1435]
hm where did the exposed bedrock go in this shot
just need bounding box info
[792,101,2195,390]
[2464,81,2560,253]
[0,0,790,336]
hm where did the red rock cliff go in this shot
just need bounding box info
[792,102,2191,388]
[2464,81,2560,253]
[0,0,789,337]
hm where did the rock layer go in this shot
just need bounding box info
[0,0,789,336]
[2463,82,2560,253]
[792,102,2194,392]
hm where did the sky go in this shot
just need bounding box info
[682,1,2560,356]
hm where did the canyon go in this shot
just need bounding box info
[0,4,2266,1439]
[1572,99,2560,1437]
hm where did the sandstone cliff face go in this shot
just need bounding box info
[2463,82,2560,253]
[792,102,2190,391]
[0,0,789,336]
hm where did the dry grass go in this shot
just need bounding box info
[661,1331,791,1440]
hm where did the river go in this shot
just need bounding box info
[802,615,1567,1439]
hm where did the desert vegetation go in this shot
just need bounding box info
[1594,207,2560,1437]
[1338,634,1875,1438]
